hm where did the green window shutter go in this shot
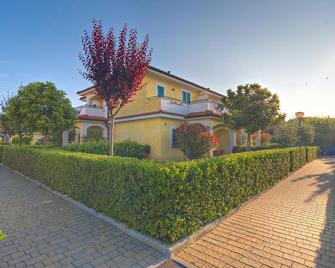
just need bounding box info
[157,85,165,97]
[182,91,191,104]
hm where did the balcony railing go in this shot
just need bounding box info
[147,96,225,115]
[78,105,107,118]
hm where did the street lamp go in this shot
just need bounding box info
[295,111,304,127]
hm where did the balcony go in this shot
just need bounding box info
[77,105,107,118]
[153,96,226,116]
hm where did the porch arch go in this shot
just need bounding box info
[213,127,229,156]
[85,125,105,141]
[0,132,10,144]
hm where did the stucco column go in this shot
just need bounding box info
[229,130,236,153]
[62,130,69,147]
[255,130,261,147]
[75,128,82,144]
[208,126,214,157]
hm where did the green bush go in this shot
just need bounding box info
[11,135,33,145]
[63,140,150,159]
[63,141,108,155]
[233,144,284,153]
[306,146,319,162]
[0,230,5,240]
[289,147,306,171]
[114,140,150,158]
[0,145,318,243]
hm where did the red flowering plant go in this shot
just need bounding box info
[80,19,152,155]
[174,123,218,160]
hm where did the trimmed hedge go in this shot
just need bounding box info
[232,144,284,153]
[306,146,318,162]
[0,230,5,240]
[0,146,318,243]
[63,140,150,159]
[63,141,109,155]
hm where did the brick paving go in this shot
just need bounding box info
[0,166,165,268]
[173,157,335,268]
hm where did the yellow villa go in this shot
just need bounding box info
[74,66,256,161]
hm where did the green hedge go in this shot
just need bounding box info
[0,230,5,240]
[306,146,318,162]
[0,146,318,243]
[289,147,307,171]
[232,144,284,153]
[63,140,150,159]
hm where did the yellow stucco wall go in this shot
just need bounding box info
[114,117,185,161]
[79,71,222,119]
[115,72,205,118]
[144,72,202,102]
[76,69,227,160]
[159,118,185,161]
[88,96,104,107]
[114,118,163,160]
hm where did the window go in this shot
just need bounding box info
[171,128,179,148]
[182,90,191,104]
[157,85,165,97]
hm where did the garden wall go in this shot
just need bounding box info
[0,146,318,243]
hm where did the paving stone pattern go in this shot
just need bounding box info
[0,166,165,268]
[173,157,335,268]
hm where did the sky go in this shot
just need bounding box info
[0,0,335,118]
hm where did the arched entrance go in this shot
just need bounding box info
[0,132,9,144]
[213,127,229,156]
[85,125,105,142]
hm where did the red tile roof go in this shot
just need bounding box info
[76,66,224,97]
[77,115,107,122]
[185,110,221,119]
[78,109,221,122]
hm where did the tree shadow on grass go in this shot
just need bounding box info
[292,156,335,267]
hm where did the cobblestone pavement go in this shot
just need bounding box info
[173,157,335,268]
[0,166,165,268]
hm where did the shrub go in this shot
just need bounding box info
[260,132,272,146]
[297,124,315,145]
[289,147,306,171]
[114,140,150,159]
[63,141,108,155]
[0,145,318,243]
[84,126,105,142]
[305,117,335,149]
[11,135,33,145]
[63,140,150,159]
[175,123,218,159]
[271,122,298,145]
[233,144,284,153]
[0,230,5,240]
[306,146,319,162]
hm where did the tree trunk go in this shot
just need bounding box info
[105,104,114,156]
[44,131,49,147]
[109,116,115,156]
[18,132,22,146]
[246,133,251,149]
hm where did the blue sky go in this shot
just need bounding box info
[0,0,335,118]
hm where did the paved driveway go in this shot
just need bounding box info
[173,157,335,268]
[0,166,164,268]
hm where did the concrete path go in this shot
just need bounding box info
[0,166,164,268]
[173,157,335,268]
